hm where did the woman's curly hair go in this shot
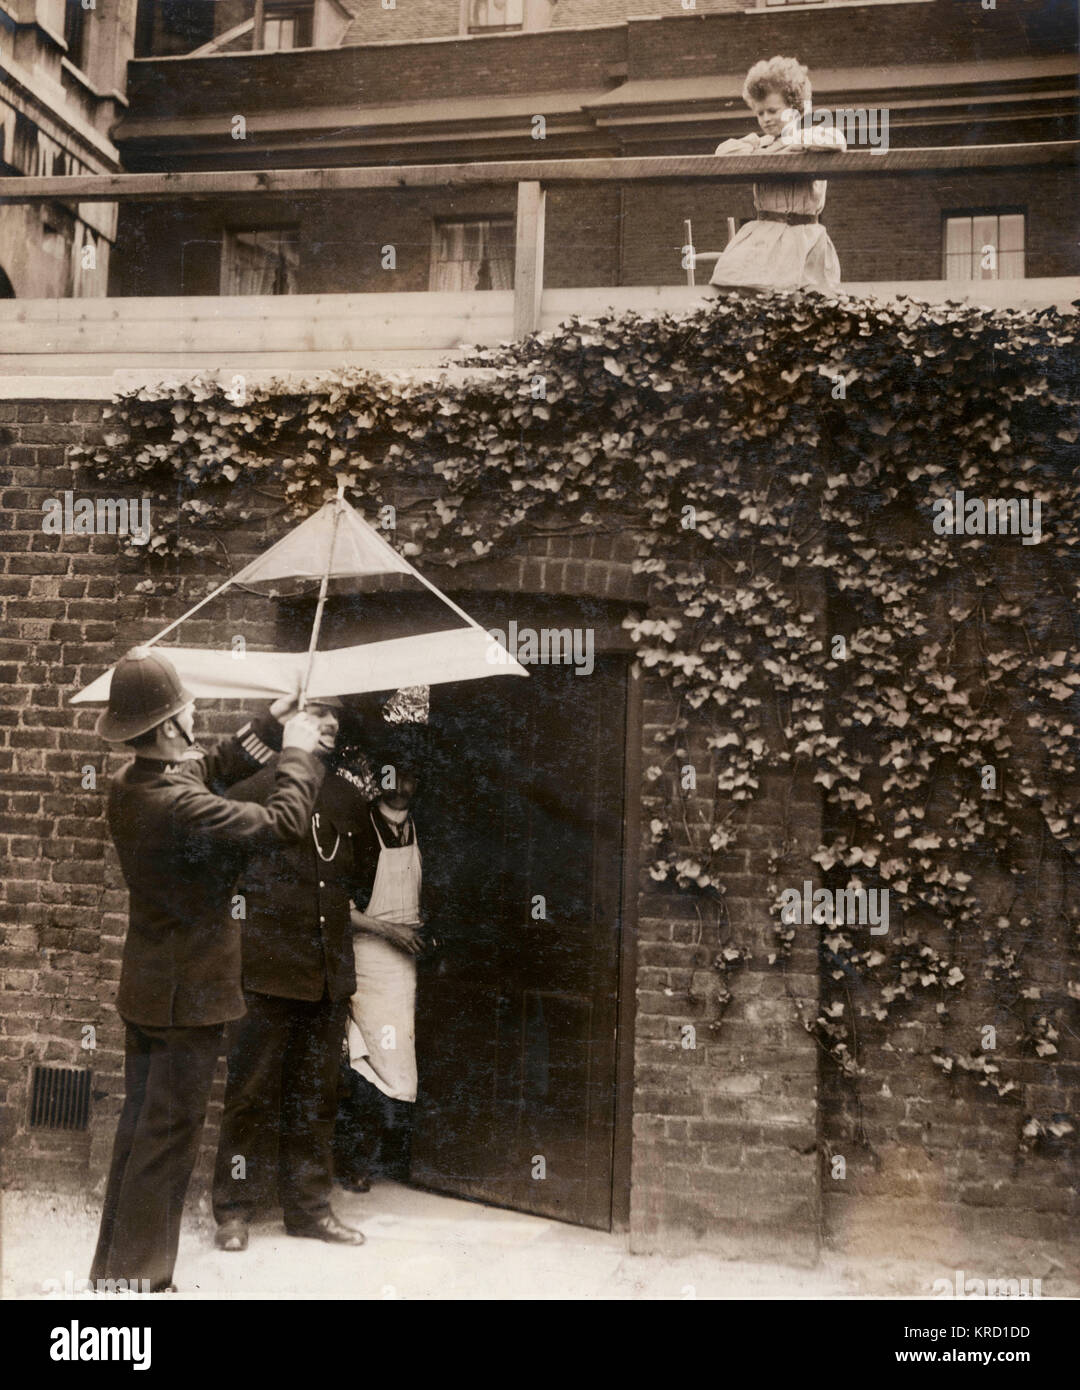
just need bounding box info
[742,56,812,110]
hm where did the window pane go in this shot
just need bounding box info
[263,4,313,49]
[469,0,523,28]
[64,0,88,70]
[970,214,998,269]
[263,18,297,50]
[943,214,1026,282]
[222,229,299,295]
[944,217,972,280]
[998,214,1025,254]
[432,219,515,292]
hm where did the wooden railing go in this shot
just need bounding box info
[1,142,1077,338]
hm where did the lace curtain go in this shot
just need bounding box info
[431,219,514,292]
[467,0,524,30]
[221,229,300,295]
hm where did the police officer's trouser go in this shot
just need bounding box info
[212,990,348,1227]
[90,1020,223,1291]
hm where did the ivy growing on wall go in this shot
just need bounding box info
[73,289,1080,1152]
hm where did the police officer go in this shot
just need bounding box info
[88,646,332,1293]
[212,698,369,1250]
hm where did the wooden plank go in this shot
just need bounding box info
[188,18,254,57]
[0,289,509,325]
[513,181,545,340]
[1,142,1075,203]
[542,277,1080,320]
[2,279,1076,369]
[0,359,492,393]
[0,291,515,353]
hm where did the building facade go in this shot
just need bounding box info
[0,0,1077,1271]
[105,0,1078,298]
[0,0,140,297]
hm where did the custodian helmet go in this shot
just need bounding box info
[96,647,195,744]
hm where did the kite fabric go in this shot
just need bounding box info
[230,501,415,588]
[68,496,529,707]
[70,627,528,704]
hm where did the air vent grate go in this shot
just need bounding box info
[29,1065,91,1131]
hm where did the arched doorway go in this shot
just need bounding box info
[0,265,15,297]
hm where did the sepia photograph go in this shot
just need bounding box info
[0,0,1077,1346]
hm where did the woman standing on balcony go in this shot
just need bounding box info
[709,56,845,293]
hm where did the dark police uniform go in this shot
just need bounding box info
[89,720,325,1290]
[211,716,366,1232]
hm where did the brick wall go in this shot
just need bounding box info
[620,166,1080,285]
[337,0,925,49]
[625,1,1077,81]
[1,394,1075,1265]
[816,541,1080,1263]
[630,735,823,1261]
[338,0,754,48]
[0,396,824,1262]
[109,165,1078,297]
[124,0,1077,123]
[111,185,623,295]
[124,23,625,118]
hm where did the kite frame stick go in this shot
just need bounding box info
[406,564,489,633]
[298,481,346,710]
[140,574,239,649]
[321,489,492,637]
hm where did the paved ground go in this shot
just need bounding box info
[4,1184,1077,1300]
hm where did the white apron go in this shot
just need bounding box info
[347,812,421,1102]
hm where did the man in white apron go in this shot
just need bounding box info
[336,737,432,1189]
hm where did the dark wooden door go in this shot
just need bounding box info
[410,656,628,1230]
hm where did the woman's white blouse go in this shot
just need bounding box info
[715,126,846,217]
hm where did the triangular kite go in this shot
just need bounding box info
[70,491,528,705]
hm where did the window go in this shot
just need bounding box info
[64,0,89,71]
[221,228,300,295]
[943,212,1025,281]
[430,218,515,292]
[260,3,314,50]
[467,0,524,33]
[134,0,215,58]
